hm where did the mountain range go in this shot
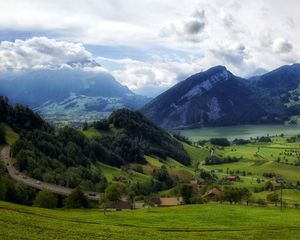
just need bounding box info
[142,64,300,129]
[0,69,150,123]
[1,64,300,129]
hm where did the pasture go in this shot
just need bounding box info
[1,201,300,240]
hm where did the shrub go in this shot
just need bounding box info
[210,138,230,146]
[64,187,91,208]
[258,136,272,143]
[33,189,57,209]
[180,184,193,204]
[266,192,279,206]
[256,198,267,206]
[232,139,250,145]
[93,120,110,131]
[205,155,239,165]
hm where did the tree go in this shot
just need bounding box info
[104,183,125,202]
[266,192,280,206]
[64,187,91,208]
[223,188,242,204]
[258,136,272,143]
[210,138,230,147]
[94,120,109,131]
[0,123,5,144]
[240,188,252,205]
[180,184,193,204]
[200,170,216,183]
[33,189,57,209]
[153,166,174,189]
[99,183,125,215]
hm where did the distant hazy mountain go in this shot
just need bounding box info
[0,69,150,122]
[142,64,300,129]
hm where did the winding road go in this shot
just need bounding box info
[0,146,100,201]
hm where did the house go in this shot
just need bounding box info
[106,201,133,210]
[133,202,144,209]
[159,197,183,206]
[227,175,237,181]
[204,188,223,197]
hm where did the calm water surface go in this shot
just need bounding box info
[177,124,300,141]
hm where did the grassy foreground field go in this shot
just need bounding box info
[1,201,300,240]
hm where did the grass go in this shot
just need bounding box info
[80,127,103,138]
[96,162,150,183]
[81,125,118,139]
[201,134,300,184]
[182,143,209,166]
[254,189,300,205]
[144,155,195,182]
[4,125,19,145]
[1,201,300,240]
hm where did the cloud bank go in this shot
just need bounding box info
[1,0,300,96]
[0,37,103,71]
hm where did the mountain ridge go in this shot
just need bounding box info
[0,68,151,122]
[142,64,300,129]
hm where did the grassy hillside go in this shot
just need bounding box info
[182,142,209,166]
[4,125,19,145]
[1,201,300,240]
[203,134,300,182]
[96,162,150,183]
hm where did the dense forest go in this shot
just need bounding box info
[95,109,190,165]
[0,97,190,193]
[0,96,51,133]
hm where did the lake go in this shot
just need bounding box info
[176,124,300,141]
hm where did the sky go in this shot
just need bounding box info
[0,0,299,97]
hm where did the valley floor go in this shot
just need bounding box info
[1,201,300,240]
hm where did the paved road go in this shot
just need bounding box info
[0,146,100,201]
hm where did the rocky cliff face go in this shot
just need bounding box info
[142,66,265,129]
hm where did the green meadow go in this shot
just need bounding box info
[81,125,300,202]
[1,201,300,240]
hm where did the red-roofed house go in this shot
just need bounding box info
[204,188,223,197]
[227,175,237,181]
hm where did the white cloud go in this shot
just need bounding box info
[0,37,103,71]
[1,0,300,94]
[159,9,207,43]
[98,55,207,96]
[272,38,293,54]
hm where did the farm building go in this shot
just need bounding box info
[227,175,237,181]
[204,188,223,197]
[159,197,183,206]
[106,201,133,210]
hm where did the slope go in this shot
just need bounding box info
[142,66,265,129]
